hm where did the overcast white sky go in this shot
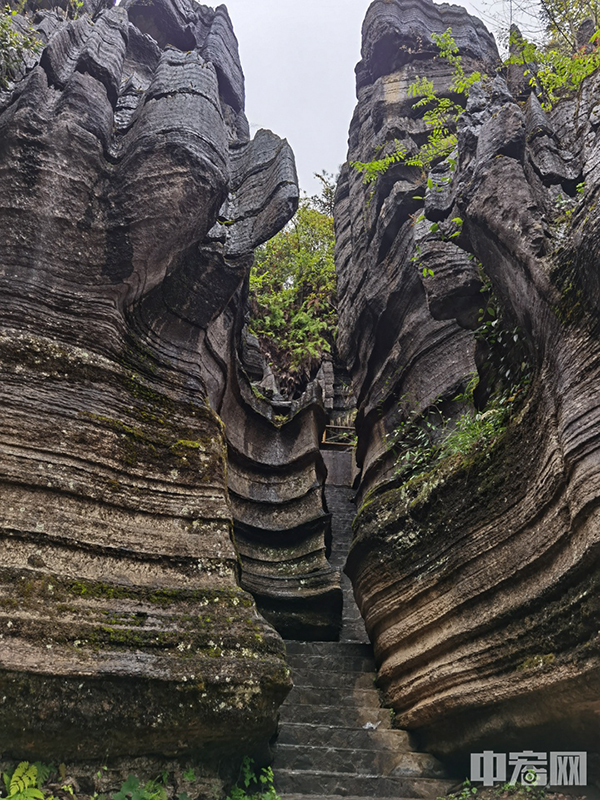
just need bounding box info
[221,0,533,197]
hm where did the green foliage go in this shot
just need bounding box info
[351,29,483,184]
[226,758,280,800]
[67,0,84,18]
[475,270,531,398]
[249,191,337,395]
[388,378,510,485]
[3,763,45,800]
[389,270,532,485]
[439,778,478,800]
[537,0,600,51]
[405,30,482,171]
[506,26,600,109]
[0,764,204,800]
[349,141,407,186]
[308,170,338,216]
[113,775,166,800]
[439,777,548,800]
[0,3,41,89]
[1,763,56,800]
[411,214,463,276]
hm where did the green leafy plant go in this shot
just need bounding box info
[411,213,464,276]
[0,3,41,89]
[536,0,600,52]
[2,763,56,800]
[506,26,600,110]
[3,763,44,800]
[113,775,167,800]
[405,29,482,172]
[67,0,84,18]
[248,190,337,396]
[350,140,408,186]
[351,28,483,185]
[388,293,531,488]
[440,779,479,800]
[226,758,280,800]
[439,778,548,800]
[389,382,510,486]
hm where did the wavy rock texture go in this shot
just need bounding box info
[197,300,341,641]
[338,0,600,771]
[225,371,341,641]
[0,0,300,771]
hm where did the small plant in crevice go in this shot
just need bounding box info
[387,268,532,490]
[440,779,479,800]
[225,758,280,800]
[474,269,532,410]
[351,28,484,187]
[67,0,84,19]
[0,3,42,89]
[387,377,511,489]
[550,182,587,241]
[410,212,464,277]
[112,774,167,800]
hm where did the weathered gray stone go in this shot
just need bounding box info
[337,0,600,775]
[0,0,300,779]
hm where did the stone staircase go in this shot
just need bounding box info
[273,640,453,799]
[272,452,454,800]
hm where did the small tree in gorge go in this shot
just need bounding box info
[248,184,337,398]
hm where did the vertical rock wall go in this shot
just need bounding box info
[337,0,599,771]
[0,0,305,772]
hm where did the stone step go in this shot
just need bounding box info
[275,723,412,750]
[341,620,366,631]
[340,630,369,643]
[341,603,364,615]
[283,685,381,707]
[341,611,367,620]
[289,669,376,690]
[342,612,365,623]
[285,641,372,658]
[340,629,369,644]
[273,744,446,778]
[285,654,375,672]
[278,704,393,728]
[274,770,454,798]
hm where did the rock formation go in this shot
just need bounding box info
[4,0,599,782]
[0,0,335,780]
[337,0,599,774]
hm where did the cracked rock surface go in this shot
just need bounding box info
[336,0,599,770]
[0,0,302,774]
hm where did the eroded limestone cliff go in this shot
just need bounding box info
[337,0,599,771]
[0,0,337,777]
[3,0,599,783]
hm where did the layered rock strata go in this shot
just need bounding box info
[212,323,340,641]
[0,0,303,770]
[337,0,600,771]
